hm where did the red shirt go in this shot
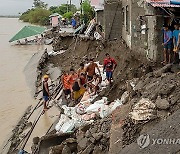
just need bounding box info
[67,73,78,87]
[104,57,117,72]
[61,75,70,89]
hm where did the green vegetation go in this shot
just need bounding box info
[63,12,73,20]
[49,4,77,16]
[19,0,94,25]
[19,8,50,25]
[33,0,48,9]
[81,0,95,24]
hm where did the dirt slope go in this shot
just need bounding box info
[38,34,180,154]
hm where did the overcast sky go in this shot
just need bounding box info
[0,0,80,16]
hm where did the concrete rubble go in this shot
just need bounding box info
[9,28,179,154]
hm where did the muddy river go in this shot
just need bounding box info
[0,18,44,148]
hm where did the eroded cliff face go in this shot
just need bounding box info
[33,32,180,154]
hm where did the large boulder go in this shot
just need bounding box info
[155,97,170,110]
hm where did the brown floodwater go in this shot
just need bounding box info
[0,18,43,148]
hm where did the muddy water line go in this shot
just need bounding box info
[0,18,44,148]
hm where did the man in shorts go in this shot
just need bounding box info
[43,75,50,111]
[173,24,179,64]
[103,53,117,84]
[86,58,101,81]
[162,25,173,64]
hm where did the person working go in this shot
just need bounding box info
[86,58,101,81]
[61,71,71,99]
[67,68,78,98]
[77,63,87,77]
[43,75,50,111]
[87,74,101,95]
[103,53,117,85]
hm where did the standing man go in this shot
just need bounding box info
[67,68,78,98]
[71,17,76,29]
[178,26,180,64]
[86,58,101,81]
[43,75,50,111]
[103,53,117,84]
[173,24,179,63]
[162,25,173,64]
[61,71,71,99]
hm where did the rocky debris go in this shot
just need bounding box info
[119,109,180,154]
[48,137,77,154]
[3,106,32,154]
[120,91,130,104]
[37,48,49,70]
[80,143,94,154]
[31,137,40,153]
[76,117,111,153]
[121,117,146,147]
[62,145,71,154]
[109,65,180,153]
[153,64,172,77]
[31,31,180,154]
[52,34,74,52]
[155,97,170,110]
[39,117,111,154]
[77,138,89,150]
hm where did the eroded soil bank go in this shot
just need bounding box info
[33,33,180,154]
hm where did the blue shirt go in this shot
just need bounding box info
[164,30,173,44]
[173,30,179,46]
[71,19,76,27]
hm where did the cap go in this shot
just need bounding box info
[43,75,49,79]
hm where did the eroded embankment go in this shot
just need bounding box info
[34,34,180,154]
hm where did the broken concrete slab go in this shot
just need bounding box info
[155,97,170,110]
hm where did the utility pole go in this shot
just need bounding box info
[80,0,83,24]
[80,0,83,15]
[69,0,72,12]
[67,1,69,12]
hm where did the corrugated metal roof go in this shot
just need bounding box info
[151,3,180,7]
[147,0,180,7]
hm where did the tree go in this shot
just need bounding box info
[49,4,77,16]
[81,0,95,24]
[19,8,50,25]
[63,12,73,20]
[33,0,48,9]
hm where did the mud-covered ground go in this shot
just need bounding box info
[34,33,180,154]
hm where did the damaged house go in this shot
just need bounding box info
[90,0,105,27]
[104,0,180,61]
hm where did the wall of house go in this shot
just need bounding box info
[104,0,164,61]
[121,0,132,48]
[121,0,164,61]
[104,0,122,40]
[96,10,104,27]
[145,5,164,61]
